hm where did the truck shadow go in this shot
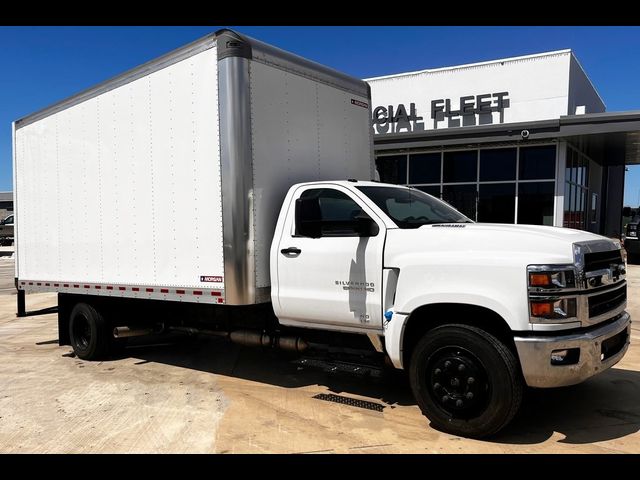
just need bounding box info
[492,370,640,445]
[122,335,640,445]
[124,334,415,408]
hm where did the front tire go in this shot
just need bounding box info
[69,303,109,360]
[409,324,523,438]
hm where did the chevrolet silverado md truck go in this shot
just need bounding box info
[13,29,630,438]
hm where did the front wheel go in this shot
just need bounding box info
[409,324,523,438]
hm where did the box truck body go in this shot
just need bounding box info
[13,29,630,439]
[13,30,373,305]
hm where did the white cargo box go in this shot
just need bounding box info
[13,29,374,305]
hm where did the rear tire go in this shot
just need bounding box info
[69,303,109,360]
[409,324,522,438]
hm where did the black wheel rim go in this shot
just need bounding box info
[72,313,91,351]
[427,346,490,419]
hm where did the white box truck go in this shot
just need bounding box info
[13,29,631,438]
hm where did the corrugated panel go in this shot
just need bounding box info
[15,46,223,290]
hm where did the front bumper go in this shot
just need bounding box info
[514,312,631,388]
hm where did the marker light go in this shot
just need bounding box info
[529,273,551,287]
[531,302,553,317]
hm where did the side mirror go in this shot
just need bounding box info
[623,207,632,217]
[295,197,322,238]
[355,213,379,237]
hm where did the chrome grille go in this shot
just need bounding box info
[584,249,623,272]
[588,284,627,318]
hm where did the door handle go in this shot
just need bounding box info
[281,247,301,255]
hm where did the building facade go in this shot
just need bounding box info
[367,50,640,237]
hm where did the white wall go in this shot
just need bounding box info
[367,50,576,134]
[568,55,606,115]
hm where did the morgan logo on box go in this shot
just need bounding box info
[200,276,223,283]
[351,99,368,109]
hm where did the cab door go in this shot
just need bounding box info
[275,185,385,331]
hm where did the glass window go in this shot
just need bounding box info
[443,150,477,183]
[415,185,441,198]
[5,215,13,225]
[376,155,407,184]
[409,152,441,184]
[519,145,556,180]
[442,184,477,220]
[298,188,364,236]
[591,193,598,223]
[357,186,469,229]
[480,148,517,181]
[478,183,515,223]
[517,182,555,226]
[566,148,574,184]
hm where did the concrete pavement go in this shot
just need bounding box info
[0,256,638,453]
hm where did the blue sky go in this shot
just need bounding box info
[2,26,640,204]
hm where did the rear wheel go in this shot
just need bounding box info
[409,324,523,438]
[69,303,109,360]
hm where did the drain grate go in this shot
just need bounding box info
[312,393,384,412]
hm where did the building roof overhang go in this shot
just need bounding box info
[374,110,640,165]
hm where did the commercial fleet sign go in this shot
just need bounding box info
[372,91,510,134]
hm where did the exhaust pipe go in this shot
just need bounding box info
[229,330,308,352]
[169,326,228,337]
[113,326,155,339]
[157,325,309,353]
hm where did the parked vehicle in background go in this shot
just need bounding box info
[624,214,640,262]
[13,29,631,439]
[0,214,14,246]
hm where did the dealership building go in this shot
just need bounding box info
[366,49,640,236]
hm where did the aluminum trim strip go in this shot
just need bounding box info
[18,280,225,304]
[218,56,256,305]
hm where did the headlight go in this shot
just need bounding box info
[527,265,579,324]
[527,266,576,290]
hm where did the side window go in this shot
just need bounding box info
[6,216,13,225]
[297,188,365,237]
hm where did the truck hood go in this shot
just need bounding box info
[384,223,614,268]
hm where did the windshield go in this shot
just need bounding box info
[357,186,472,229]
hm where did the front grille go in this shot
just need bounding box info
[584,249,623,272]
[588,284,626,318]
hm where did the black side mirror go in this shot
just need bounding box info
[354,213,379,237]
[296,197,322,238]
[623,207,632,217]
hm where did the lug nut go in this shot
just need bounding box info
[467,377,475,385]
[434,368,442,376]
[434,383,441,390]
[458,364,465,372]
[442,395,449,403]
[455,399,463,408]
[450,378,460,387]
[444,361,452,369]
[466,392,474,400]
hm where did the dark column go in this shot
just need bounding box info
[17,289,26,317]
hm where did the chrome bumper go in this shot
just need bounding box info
[514,312,631,388]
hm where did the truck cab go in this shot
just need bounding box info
[271,180,630,437]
